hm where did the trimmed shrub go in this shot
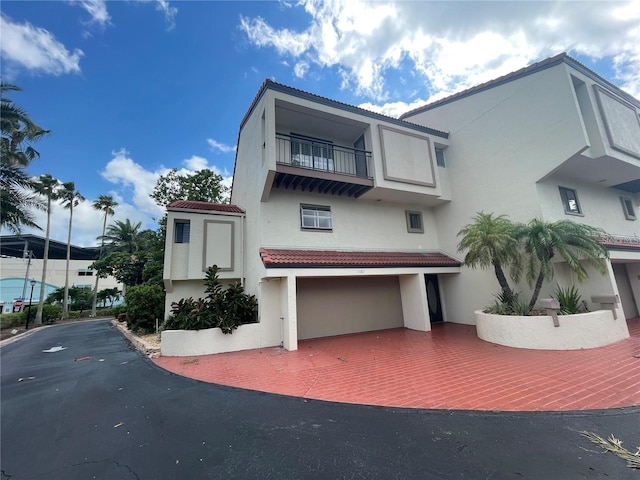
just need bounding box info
[162,265,258,334]
[1,313,24,329]
[124,284,164,333]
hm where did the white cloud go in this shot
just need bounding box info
[0,14,83,76]
[207,138,237,154]
[74,0,111,27]
[239,0,640,102]
[154,0,178,30]
[100,149,166,219]
[294,61,309,78]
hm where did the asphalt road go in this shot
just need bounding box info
[1,320,638,479]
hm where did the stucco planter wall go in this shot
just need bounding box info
[161,323,262,356]
[475,310,629,350]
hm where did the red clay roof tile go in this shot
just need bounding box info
[259,248,461,268]
[167,200,245,214]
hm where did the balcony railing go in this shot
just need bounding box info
[276,134,372,179]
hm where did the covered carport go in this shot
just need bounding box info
[259,248,461,349]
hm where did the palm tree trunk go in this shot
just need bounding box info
[91,213,108,317]
[528,269,546,311]
[35,199,51,324]
[62,206,73,320]
[493,260,514,303]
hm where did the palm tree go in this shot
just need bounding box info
[515,219,609,310]
[33,174,60,324]
[1,82,49,233]
[1,82,50,167]
[457,212,522,304]
[91,195,118,317]
[59,181,85,320]
[0,162,43,233]
[99,219,142,254]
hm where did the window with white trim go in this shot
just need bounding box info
[405,211,424,233]
[621,196,637,220]
[300,205,332,230]
[559,186,582,215]
[174,221,191,243]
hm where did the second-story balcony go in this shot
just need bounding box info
[274,133,374,198]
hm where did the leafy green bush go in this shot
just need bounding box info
[124,284,165,333]
[554,284,584,315]
[484,291,532,315]
[162,265,258,334]
[18,304,62,324]
[1,313,24,329]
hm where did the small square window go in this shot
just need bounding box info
[559,187,582,215]
[301,205,332,230]
[174,221,190,243]
[435,147,446,167]
[405,211,424,233]
[621,197,637,220]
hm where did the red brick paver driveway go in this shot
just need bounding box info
[154,318,640,412]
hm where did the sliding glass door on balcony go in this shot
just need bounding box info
[276,133,372,179]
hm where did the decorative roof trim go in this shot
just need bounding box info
[239,79,449,139]
[167,200,245,214]
[259,247,461,269]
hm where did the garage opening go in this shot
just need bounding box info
[296,276,403,340]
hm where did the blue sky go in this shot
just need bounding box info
[2,0,639,246]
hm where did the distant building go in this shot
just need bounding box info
[0,234,122,313]
[163,53,640,353]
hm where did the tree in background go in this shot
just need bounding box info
[150,168,228,210]
[99,219,142,254]
[33,174,61,324]
[97,287,121,308]
[0,82,49,234]
[59,181,85,320]
[91,195,118,317]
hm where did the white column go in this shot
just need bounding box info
[399,273,431,331]
[280,275,298,351]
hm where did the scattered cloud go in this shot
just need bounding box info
[179,156,233,193]
[135,0,178,30]
[207,138,237,154]
[100,148,165,219]
[73,0,111,28]
[0,14,83,77]
[154,0,178,30]
[239,0,640,103]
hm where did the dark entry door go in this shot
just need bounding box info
[425,274,443,323]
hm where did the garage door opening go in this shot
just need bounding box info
[296,276,403,340]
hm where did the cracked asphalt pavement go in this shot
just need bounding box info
[1,320,638,479]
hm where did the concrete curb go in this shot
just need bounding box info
[0,324,51,347]
[111,320,161,358]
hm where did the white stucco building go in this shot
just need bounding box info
[163,53,640,353]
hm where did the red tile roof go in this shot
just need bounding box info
[167,200,245,214]
[598,235,640,251]
[259,248,461,268]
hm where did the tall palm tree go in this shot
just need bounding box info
[91,195,118,317]
[1,82,50,167]
[1,82,49,234]
[33,174,60,324]
[59,181,85,320]
[457,212,522,304]
[0,162,43,233]
[99,219,142,254]
[515,219,609,310]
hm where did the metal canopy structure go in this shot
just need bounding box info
[0,235,100,261]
